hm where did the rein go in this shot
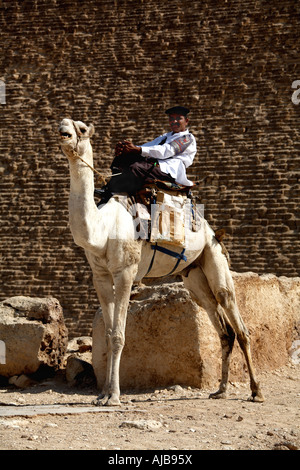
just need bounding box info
[70,148,108,186]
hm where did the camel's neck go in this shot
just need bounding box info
[68,145,95,197]
[67,144,101,248]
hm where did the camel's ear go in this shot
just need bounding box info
[88,124,95,138]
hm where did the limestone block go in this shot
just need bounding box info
[65,354,94,386]
[230,272,300,377]
[0,296,68,378]
[8,374,35,389]
[92,274,300,390]
[93,283,217,390]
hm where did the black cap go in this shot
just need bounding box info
[165,106,190,116]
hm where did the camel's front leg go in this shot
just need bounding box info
[91,272,115,406]
[96,266,137,406]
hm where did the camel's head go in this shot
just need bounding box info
[58,118,95,157]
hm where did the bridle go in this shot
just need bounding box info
[69,120,107,186]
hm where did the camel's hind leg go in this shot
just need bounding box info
[183,266,236,399]
[198,239,264,402]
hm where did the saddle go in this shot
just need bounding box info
[109,180,197,246]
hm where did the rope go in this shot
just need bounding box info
[71,149,108,186]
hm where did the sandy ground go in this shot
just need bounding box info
[0,363,299,453]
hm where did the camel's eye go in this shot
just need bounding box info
[80,128,87,134]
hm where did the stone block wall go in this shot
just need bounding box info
[0,0,299,337]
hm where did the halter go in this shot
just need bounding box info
[69,120,107,186]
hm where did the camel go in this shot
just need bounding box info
[58,118,264,406]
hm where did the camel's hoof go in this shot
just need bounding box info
[92,393,109,406]
[247,392,265,403]
[92,394,121,407]
[107,397,121,406]
[209,390,227,399]
[92,397,105,407]
[247,382,265,402]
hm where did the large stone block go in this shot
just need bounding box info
[92,273,300,390]
[230,272,300,377]
[0,296,68,378]
[93,283,206,390]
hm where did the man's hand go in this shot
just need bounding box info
[115,140,141,156]
[115,141,125,156]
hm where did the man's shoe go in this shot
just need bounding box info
[94,188,106,198]
[96,189,112,206]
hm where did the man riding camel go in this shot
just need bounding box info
[99,106,197,203]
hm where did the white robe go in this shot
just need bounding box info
[140,129,197,186]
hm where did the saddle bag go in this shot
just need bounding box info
[150,190,187,247]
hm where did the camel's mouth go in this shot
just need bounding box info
[60,132,72,140]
